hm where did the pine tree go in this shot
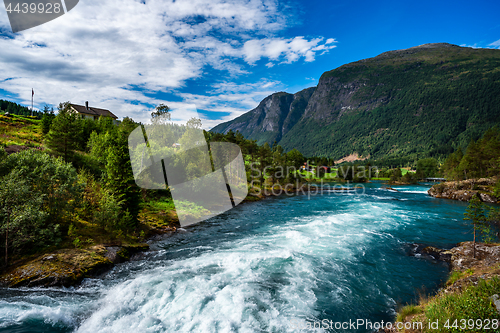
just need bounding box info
[105,133,140,229]
[258,143,272,190]
[287,149,305,171]
[441,149,463,180]
[45,102,80,162]
[464,196,487,258]
[41,105,55,135]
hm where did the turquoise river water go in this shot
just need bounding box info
[0,182,472,332]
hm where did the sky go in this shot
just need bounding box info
[0,0,499,128]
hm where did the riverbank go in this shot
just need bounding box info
[428,177,499,203]
[388,242,500,332]
[0,184,310,289]
[0,181,477,332]
[0,195,179,287]
[0,181,415,289]
[0,243,149,288]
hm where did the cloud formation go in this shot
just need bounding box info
[243,37,336,64]
[488,39,500,49]
[460,39,500,50]
[0,0,337,126]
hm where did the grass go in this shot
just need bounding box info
[424,277,500,332]
[396,277,500,332]
[396,305,423,323]
[298,170,338,180]
[175,200,211,220]
[138,197,211,229]
[0,113,42,147]
[146,199,176,212]
[64,216,144,250]
[446,268,474,286]
[139,198,179,230]
[401,168,411,176]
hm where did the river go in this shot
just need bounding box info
[0,182,471,332]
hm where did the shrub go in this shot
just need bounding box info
[434,183,446,194]
[0,149,80,223]
[78,170,133,233]
[493,179,500,198]
[0,171,51,262]
[0,150,81,262]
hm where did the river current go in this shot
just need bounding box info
[0,182,471,332]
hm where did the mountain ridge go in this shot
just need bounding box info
[211,87,315,145]
[211,43,500,161]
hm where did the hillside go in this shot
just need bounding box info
[0,113,42,148]
[212,87,315,145]
[211,43,500,161]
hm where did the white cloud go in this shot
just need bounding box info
[488,39,500,49]
[459,43,480,48]
[242,36,336,64]
[0,0,337,125]
[176,79,283,129]
[460,40,500,50]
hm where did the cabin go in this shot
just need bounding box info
[319,166,331,173]
[70,101,118,122]
[302,163,313,172]
[172,143,181,149]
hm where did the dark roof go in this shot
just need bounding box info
[70,104,118,119]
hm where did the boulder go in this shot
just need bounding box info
[0,243,150,288]
[428,178,499,203]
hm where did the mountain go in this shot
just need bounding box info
[211,43,500,162]
[211,87,315,145]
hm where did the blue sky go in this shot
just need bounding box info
[0,0,499,128]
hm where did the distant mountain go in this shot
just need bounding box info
[211,43,500,161]
[211,87,315,145]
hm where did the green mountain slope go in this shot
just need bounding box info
[212,43,500,161]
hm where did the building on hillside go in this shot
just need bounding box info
[301,162,313,172]
[319,166,331,173]
[70,101,118,122]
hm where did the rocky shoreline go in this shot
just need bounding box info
[414,242,500,276]
[0,189,288,289]
[385,241,500,332]
[428,178,499,203]
[0,243,149,288]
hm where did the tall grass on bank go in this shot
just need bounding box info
[424,277,500,332]
[399,277,500,332]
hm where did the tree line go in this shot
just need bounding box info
[0,99,46,118]
[441,127,500,181]
[0,102,140,266]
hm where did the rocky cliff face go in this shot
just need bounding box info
[212,43,500,160]
[211,87,315,145]
[302,77,374,122]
